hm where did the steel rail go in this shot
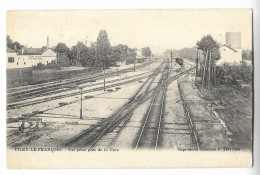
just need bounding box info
[134,69,167,150]
[87,69,162,148]
[8,61,154,94]
[155,68,169,150]
[8,61,155,102]
[61,64,165,147]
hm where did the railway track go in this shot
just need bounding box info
[8,71,153,103]
[7,61,195,148]
[62,63,195,149]
[135,65,169,150]
[7,62,165,110]
[62,64,166,148]
[88,66,195,149]
[7,61,154,103]
[87,70,164,148]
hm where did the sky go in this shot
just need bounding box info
[7,9,252,55]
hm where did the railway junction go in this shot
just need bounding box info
[7,58,233,151]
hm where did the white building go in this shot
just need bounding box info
[217,44,242,65]
[6,48,18,69]
[6,47,57,69]
[216,32,243,66]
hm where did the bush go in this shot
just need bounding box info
[216,62,252,87]
[33,61,59,70]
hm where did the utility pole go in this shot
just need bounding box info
[79,87,83,119]
[57,52,59,69]
[134,57,136,72]
[196,50,199,76]
[116,57,119,76]
[103,60,106,91]
[208,50,212,91]
[170,51,173,68]
[116,48,119,76]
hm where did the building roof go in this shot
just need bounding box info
[17,47,50,55]
[7,47,17,53]
[221,44,238,52]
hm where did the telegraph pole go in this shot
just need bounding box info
[57,52,59,69]
[195,50,199,83]
[116,57,119,76]
[103,60,106,91]
[79,87,83,119]
[116,49,119,76]
[134,57,136,72]
[196,50,199,77]
[170,51,173,68]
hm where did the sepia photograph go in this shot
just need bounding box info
[5,9,254,168]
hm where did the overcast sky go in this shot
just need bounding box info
[7,9,252,54]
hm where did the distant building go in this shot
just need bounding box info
[217,44,242,65]
[216,32,242,65]
[118,57,135,66]
[6,47,57,69]
[136,49,148,63]
[6,36,57,69]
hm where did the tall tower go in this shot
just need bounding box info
[47,36,49,48]
[225,32,241,49]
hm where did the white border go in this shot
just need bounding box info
[0,0,259,175]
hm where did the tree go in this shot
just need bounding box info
[69,42,88,67]
[141,47,152,57]
[6,35,24,50]
[196,35,220,89]
[117,44,128,59]
[110,46,121,66]
[127,48,137,58]
[242,49,253,60]
[96,30,111,69]
[6,35,12,48]
[54,43,69,53]
[54,43,70,67]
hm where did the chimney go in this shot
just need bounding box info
[47,36,49,48]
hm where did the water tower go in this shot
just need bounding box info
[225,32,241,49]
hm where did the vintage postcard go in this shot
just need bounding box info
[6,9,253,168]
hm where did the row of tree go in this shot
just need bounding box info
[53,30,151,68]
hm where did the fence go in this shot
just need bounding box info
[7,67,96,88]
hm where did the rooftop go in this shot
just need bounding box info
[17,47,51,55]
[221,44,238,52]
[7,48,17,53]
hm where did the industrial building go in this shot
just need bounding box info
[7,47,57,69]
[6,37,57,69]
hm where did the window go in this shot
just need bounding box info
[17,62,18,65]
[8,57,14,63]
[24,62,26,65]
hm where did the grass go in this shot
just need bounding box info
[196,83,253,150]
